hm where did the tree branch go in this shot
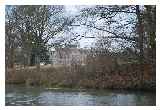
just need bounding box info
[70,24,137,41]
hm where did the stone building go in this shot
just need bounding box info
[49,47,87,66]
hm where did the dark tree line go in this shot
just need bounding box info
[5,5,156,71]
[5,5,67,68]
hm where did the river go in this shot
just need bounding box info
[5,84,156,106]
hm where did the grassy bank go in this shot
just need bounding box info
[6,63,156,91]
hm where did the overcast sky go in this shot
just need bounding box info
[48,5,135,51]
[65,6,96,48]
[48,5,96,48]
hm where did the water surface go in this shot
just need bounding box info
[5,84,156,106]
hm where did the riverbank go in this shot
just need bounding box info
[6,63,156,91]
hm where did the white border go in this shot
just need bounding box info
[156,2,160,108]
[0,0,159,110]
[0,4,5,107]
[3,0,159,5]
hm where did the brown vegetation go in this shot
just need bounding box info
[6,61,155,90]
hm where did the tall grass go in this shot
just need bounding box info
[6,60,156,90]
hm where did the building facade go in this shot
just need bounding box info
[49,47,87,66]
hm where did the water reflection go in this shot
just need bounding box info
[5,85,156,106]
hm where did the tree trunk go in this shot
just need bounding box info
[145,6,156,64]
[36,55,40,70]
[10,47,15,68]
[136,5,144,86]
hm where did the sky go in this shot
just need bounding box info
[46,5,136,51]
[65,5,96,48]
[63,5,135,50]
[49,5,96,48]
